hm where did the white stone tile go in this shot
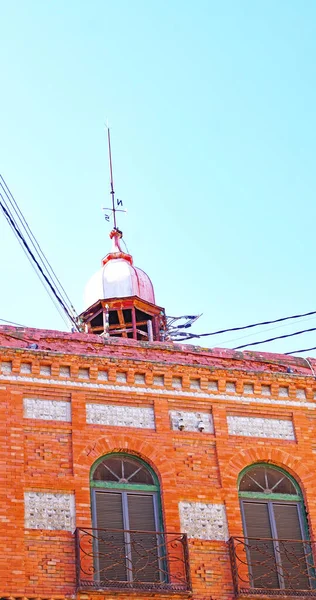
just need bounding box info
[227,415,295,440]
[60,366,70,377]
[25,492,75,531]
[116,371,127,383]
[172,377,182,388]
[279,386,289,397]
[40,364,51,376]
[226,381,236,392]
[23,398,71,422]
[261,385,271,396]
[244,383,254,394]
[78,368,90,379]
[1,361,12,373]
[170,410,213,433]
[86,404,155,429]
[190,378,201,389]
[179,501,228,541]
[97,370,108,380]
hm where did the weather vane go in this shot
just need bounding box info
[103,126,127,232]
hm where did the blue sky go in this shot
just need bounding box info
[1,1,316,356]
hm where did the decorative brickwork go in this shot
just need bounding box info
[179,501,229,540]
[262,384,271,395]
[1,329,316,599]
[226,381,236,392]
[24,431,72,475]
[86,403,155,428]
[78,367,89,379]
[244,383,254,394]
[24,492,75,531]
[23,398,71,421]
[170,410,214,433]
[60,365,71,377]
[227,415,295,440]
[1,359,12,372]
[279,385,289,396]
[173,439,220,487]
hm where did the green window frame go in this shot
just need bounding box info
[238,463,313,591]
[90,453,165,585]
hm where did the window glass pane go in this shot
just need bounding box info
[93,458,122,482]
[265,469,296,494]
[93,456,154,485]
[240,467,267,492]
[239,466,296,495]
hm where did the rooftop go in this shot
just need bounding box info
[0,324,314,376]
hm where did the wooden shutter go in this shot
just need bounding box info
[242,501,279,588]
[273,503,310,590]
[127,493,160,583]
[94,491,127,582]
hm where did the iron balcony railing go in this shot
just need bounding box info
[229,536,316,597]
[75,527,191,593]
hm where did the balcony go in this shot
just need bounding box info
[75,527,191,593]
[229,536,316,597]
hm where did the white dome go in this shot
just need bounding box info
[84,230,155,309]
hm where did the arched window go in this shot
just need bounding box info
[90,453,162,586]
[238,464,312,591]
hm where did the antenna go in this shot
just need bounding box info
[107,126,117,230]
[103,127,127,231]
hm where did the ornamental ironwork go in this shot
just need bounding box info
[75,527,191,593]
[229,536,316,596]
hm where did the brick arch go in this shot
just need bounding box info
[222,446,315,496]
[75,432,176,486]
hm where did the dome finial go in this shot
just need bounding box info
[108,227,128,264]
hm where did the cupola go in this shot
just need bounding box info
[80,228,166,341]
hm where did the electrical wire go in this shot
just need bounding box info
[285,346,316,355]
[232,327,316,350]
[0,192,70,329]
[0,190,71,329]
[183,309,316,340]
[0,176,77,318]
[216,315,316,347]
[0,192,77,329]
[0,318,26,327]
[0,175,80,329]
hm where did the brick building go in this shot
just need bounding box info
[1,228,316,600]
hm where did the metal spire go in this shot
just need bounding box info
[103,127,126,232]
[107,126,117,230]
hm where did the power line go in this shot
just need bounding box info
[184,308,316,341]
[0,176,77,318]
[0,318,26,327]
[215,315,316,347]
[0,192,77,329]
[0,190,71,329]
[232,327,316,351]
[285,345,316,355]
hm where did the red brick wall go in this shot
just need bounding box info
[1,346,316,600]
